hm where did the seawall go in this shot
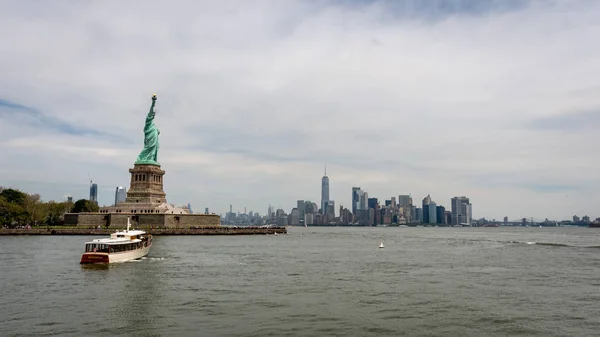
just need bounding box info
[0,227,287,236]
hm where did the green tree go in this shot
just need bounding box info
[24,193,43,225]
[0,196,28,227]
[72,199,99,213]
[0,188,27,206]
[45,201,62,226]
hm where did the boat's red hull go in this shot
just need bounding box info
[80,253,109,264]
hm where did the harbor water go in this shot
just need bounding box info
[1,227,599,336]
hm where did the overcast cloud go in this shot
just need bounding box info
[1,0,599,220]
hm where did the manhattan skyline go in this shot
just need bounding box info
[1,0,599,220]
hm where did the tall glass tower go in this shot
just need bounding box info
[321,165,329,214]
[114,186,127,205]
[89,183,98,204]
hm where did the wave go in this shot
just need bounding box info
[508,240,591,248]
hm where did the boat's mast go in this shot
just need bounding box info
[126,217,131,232]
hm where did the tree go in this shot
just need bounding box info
[24,193,43,225]
[0,188,27,206]
[72,199,99,213]
[45,201,62,226]
[0,196,28,227]
[35,201,73,227]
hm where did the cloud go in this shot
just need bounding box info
[0,98,109,136]
[528,110,600,131]
[1,0,600,220]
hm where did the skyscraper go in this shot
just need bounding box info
[360,191,368,211]
[398,194,412,222]
[428,200,437,224]
[422,195,431,224]
[114,186,126,205]
[398,195,412,207]
[89,183,98,204]
[297,200,305,224]
[451,196,472,225]
[321,165,329,214]
[436,205,446,225]
[352,187,362,214]
[326,200,335,218]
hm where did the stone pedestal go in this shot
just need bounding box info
[125,164,166,204]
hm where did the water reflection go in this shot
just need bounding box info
[78,256,165,335]
[109,259,164,335]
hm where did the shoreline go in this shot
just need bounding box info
[0,227,287,236]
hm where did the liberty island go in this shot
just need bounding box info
[63,94,219,229]
[1,94,286,235]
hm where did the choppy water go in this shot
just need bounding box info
[1,227,600,336]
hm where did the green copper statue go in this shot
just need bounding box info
[135,94,160,166]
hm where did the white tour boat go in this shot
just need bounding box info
[80,218,152,264]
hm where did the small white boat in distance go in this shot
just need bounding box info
[379,241,385,248]
[80,218,152,264]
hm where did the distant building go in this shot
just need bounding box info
[451,196,472,225]
[398,195,412,207]
[297,200,305,224]
[321,166,330,214]
[291,208,300,226]
[436,205,446,225]
[89,183,98,204]
[410,205,417,223]
[462,203,472,225]
[114,186,127,205]
[325,200,335,219]
[352,187,362,214]
[445,211,452,225]
[368,197,378,210]
[360,191,368,211]
[422,195,431,224]
[415,207,423,222]
[304,213,314,225]
[428,200,437,224]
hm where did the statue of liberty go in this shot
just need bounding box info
[135,94,160,165]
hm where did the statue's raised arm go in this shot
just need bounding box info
[147,94,157,120]
[135,94,161,166]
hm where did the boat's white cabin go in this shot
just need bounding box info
[83,218,149,250]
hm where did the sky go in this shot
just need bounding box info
[1,0,599,221]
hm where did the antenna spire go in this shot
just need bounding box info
[324,164,327,176]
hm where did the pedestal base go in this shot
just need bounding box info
[125,164,166,204]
